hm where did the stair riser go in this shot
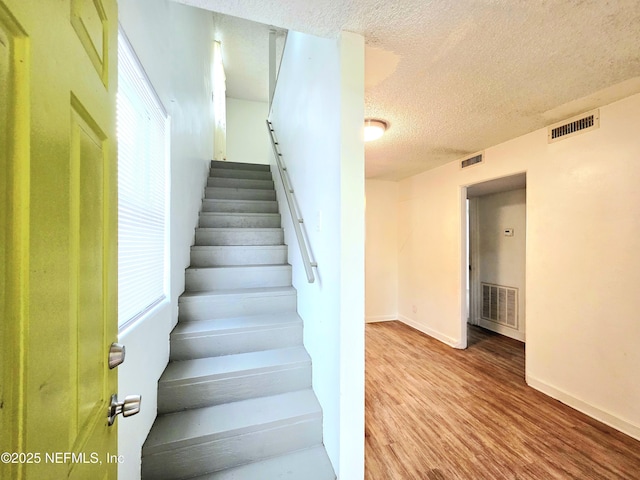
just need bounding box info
[190,246,287,267]
[179,294,296,322]
[207,177,274,190]
[195,230,283,246]
[205,187,276,201]
[199,214,281,228]
[170,325,303,360]
[210,168,272,180]
[141,419,322,480]
[158,366,311,414]
[210,161,270,172]
[202,200,278,214]
[191,446,336,480]
[185,266,292,291]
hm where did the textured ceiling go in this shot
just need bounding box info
[179,0,640,180]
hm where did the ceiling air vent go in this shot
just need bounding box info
[461,153,483,169]
[548,109,599,143]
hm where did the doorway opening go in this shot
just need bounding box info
[463,173,527,348]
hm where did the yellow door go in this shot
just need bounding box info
[0,0,118,478]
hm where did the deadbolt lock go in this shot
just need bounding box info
[108,343,126,369]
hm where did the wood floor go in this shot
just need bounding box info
[365,321,640,479]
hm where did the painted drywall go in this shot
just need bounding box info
[226,97,270,164]
[117,1,214,477]
[365,180,398,322]
[398,93,640,440]
[269,30,365,479]
[337,32,365,480]
[475,189,526,340]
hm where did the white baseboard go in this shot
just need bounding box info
[477,318,525,342]
[398,315,464,349]
[526,375,640,442]
[365,314,397,323]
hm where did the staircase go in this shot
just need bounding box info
[141,161,335,480]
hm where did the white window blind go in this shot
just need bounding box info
[117,30,169,328]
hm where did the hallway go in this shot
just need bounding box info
[365,322,640,479]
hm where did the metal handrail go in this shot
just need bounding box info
[266,120,317,283]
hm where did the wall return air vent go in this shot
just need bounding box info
[482,283,518,329]
[461,153,483,169]
[548,109,600,143]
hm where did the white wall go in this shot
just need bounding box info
[269,31,365,479]
[117,1,214,477]
[226,97,270,164]
[475,189,526,340]
[365,180,398,322]
[398,93,640,440]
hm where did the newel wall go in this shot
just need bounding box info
[268,30,366,479]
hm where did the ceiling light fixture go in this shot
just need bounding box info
[364,119,388,142]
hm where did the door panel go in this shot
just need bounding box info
[71,0,109,84]
[1,0,118,478]
[71,96,108,449]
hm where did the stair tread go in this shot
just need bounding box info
[191,244,286,250]
[202,198,277,204]
[160,347,310,385]
[207,176,272,182]
[171,312,302,337]
[189,246,288,268]
[209,170,273,181]
[206,186,275,192]
[180,286,295,300]
[187,264,290,272]
[190,446,335,480]
[199,212,280,217]
[189,246,287,266]
[143,389,321,455]
[196,227,282,232]
[201,199,278,214]
[210,161,270,171]
[204,187,275,202]
[207,178,273,187]
[188,263,287,268]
